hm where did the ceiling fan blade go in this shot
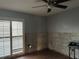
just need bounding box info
[32,5,47,8]
[42,0,48,3]
[55,0,70,3]
[35,0,48,2]
[35,0,42,2]
[54,4,67,9]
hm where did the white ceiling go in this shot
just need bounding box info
[0,0,79,16]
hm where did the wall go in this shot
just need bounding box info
[25,16,48,52]
[48,7,79,58]
[0,9,48,53]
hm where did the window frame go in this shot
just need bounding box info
[0,17,25,58]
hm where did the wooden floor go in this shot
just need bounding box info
[16,50,69,59]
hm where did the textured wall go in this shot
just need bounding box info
[36,32,48,50]
[48,32,79,58]
[25,32,48,53]
[47,7,79,58]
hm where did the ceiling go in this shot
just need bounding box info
[0,0,79,16]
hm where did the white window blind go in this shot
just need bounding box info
[12,21,23,54]
[0,20,23,58]
[0,20,10,57]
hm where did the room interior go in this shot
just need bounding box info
[0,0,79,59]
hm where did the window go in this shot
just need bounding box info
[12,21,23,54]
[0,20,24,58]
[0,21,10,57]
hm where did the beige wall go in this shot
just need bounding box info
[25,32,48,53]
[48,32,79,58]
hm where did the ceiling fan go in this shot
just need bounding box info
[32,0,70,13]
